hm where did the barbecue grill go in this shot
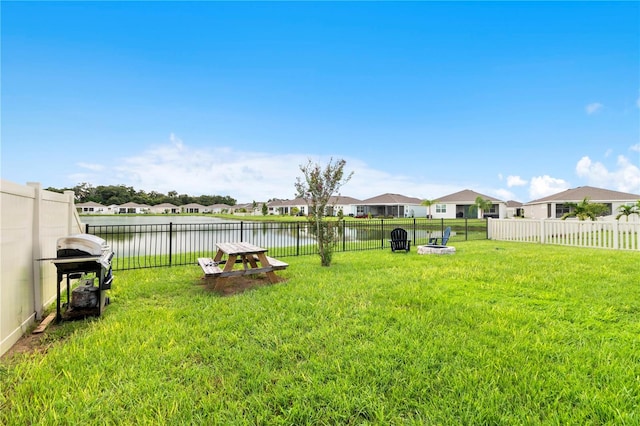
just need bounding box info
[51,234,114,322]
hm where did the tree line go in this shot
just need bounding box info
[45,183,237,207]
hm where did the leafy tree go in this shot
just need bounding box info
[261,202,268,216]
[72,182,96,202]
[295,158,353,266]
[421,199,437,218]
[561,197,608,221]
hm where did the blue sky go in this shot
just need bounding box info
[2,1,639,203]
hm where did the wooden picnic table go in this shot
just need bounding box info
[198,242,288,285]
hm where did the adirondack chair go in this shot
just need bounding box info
[428,226,451,246]
[389,228,411,252]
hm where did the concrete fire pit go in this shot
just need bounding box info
[417,245,456,255]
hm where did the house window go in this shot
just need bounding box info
[555,204,571,218]
[435,204,447,213]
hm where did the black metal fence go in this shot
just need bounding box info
[86,218,488,271]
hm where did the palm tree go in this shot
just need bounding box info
[473,196,493,219]
[421,199,438,219]
[616,204,635,221]
[561,197,608,221]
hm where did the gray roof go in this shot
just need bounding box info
[76,201,106,207]
[152,203,178,208]
[436,189,504,203]
[118,202,150,208]
[329,195,362,204]
[526,186,640,205]
[360,193,423,205]
[506,200,523,207]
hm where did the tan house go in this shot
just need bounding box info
[76,201,107,214]
[357,193,426,218]
[206,204,233,214]
[432,189,506,219]
[506,200,524,218]
[180,203,206,214]
[148,203,180,214]
[524,186,640,219]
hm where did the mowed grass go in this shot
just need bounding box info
[1,241,639,424]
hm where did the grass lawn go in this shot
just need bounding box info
[1,241,639,424]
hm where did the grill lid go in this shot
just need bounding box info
[57,234,109,257]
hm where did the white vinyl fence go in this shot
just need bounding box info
[1,180,82,356]
[488,218,640,251]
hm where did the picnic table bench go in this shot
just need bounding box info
[197,242,288,284]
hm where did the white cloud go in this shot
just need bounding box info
[77,162,105,172]
[494,188,516,201]
[575,155,640,193]
[80,136,464,203]
[585,102,603,115]
[631,144,640,153]
[506,175,527,187]
[529,175,570,200]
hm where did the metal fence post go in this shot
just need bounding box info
[240,221,244,242]
[342,219,346,252]
[413,218,416,244]
[296,222,300,256]
[169,222,173,267]
[381,219,384,248]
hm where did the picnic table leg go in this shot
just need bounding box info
[255,253,279,284]
[223,255,237,272]
[213,250,224,263]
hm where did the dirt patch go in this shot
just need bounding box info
[201,275,287,296]
[1,327,55,362]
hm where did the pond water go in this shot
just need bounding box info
[81,215,235,226]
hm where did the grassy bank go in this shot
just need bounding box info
[1,241,638,424]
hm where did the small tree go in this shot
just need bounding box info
[616,200,640,221]
[471,196,493,219]
[261,202,268,216]
[561,197,608,221]
[295,158,353,266]
[421,199,437,219]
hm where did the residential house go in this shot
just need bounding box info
[117,202,150,214]
[267,198,308,216]
[432,189,506,219]
[524,186,640,220]
[148,203,180,214]
[207,204,233,214]
[357,193,426,218]
[180,203,206,214]
[76,201,107,214]
[229,202,265,215]
[505,200,524,218]
[265,196,361,217]
[328,196,361,217]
